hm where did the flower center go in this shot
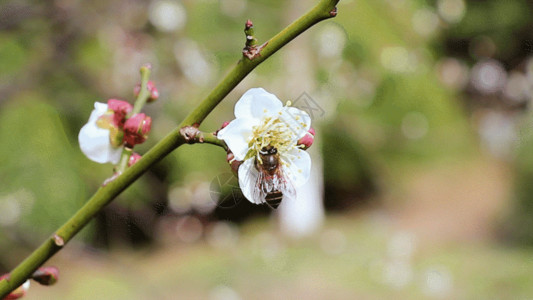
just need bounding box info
[96,114,123,148]
[247,115,296,164]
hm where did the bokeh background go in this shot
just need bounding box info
[2,0,533,298]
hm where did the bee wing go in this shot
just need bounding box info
[240,158,298,207]
[276,166,296,200]
[253,168,270,205]
[239,158,266,205]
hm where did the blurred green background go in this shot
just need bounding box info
[2,0,533,298]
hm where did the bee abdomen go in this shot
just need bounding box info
[265,191,283,209]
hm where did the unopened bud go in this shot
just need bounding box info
[128,152,142,167]
[147,81,159,102]
[140,63,152,72]
[226,152,242,175]
[107,99,133,127]
[31,266,59,286]
[134,81,159,103]
[215,121,231,137]
[0,275,30,299]
[123,113,152,146]
[245,19,253,29]
[297,127,315,150]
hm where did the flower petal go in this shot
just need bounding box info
[89,102,108,122]
[238,157,263,204]
[217,117,259,160]
[282,148,311,188]
[234,88,283,119]
[79,103,122,164]
[279,107,312,141]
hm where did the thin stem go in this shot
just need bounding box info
[131,65,152,116]
[201,132,228,151]
[116,147,133,173]
[117,66,152,173]
[0,0,339,297]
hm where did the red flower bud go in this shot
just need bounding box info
[1,274,30,299]
[226,152,242,175]
[245,19,253,29]
[31,266,59,286]
[297,127,315,150]
[128,152,142,167]
[107,99,133,127]
[123,113,152,146]
[134,81,159,103]
[215,121,231,136]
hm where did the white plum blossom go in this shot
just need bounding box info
[78,102,123,164]
[217,88,312,205]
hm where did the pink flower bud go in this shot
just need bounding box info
[226,152,242,175]
[107,99,133,127]
[215,121,231,136]
[128,152,142,167]
[31,266,59,286]
[123,113,152,146]
[134,81,159,103]
[226,152,234,163]
[297,127,315,150]
[0,274,30,299]
[245,19,253,29]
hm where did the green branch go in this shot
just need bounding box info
[179,126,229,151]
[200,132,228,151]
[0,0,339,297]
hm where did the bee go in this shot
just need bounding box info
[252,145,295,209]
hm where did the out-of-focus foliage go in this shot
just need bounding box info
[0,96,86,234]
[507,112,533,244]
[435,0,533,244]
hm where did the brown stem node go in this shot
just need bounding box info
[180,126,201,144]
[243,41,268,60]
[53,234,64,247]
[330,7,338,17]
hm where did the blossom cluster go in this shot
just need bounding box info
[78,85,313,209]
[78,82,158,165]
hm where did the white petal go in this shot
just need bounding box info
[279,107,312,141]
[282,148,311,188]
[87,102,109,123]
[234,88,283,119]
[78,103,122,164]
[22,280,30,291]
[238,157,263,204]
[217,117,259,161]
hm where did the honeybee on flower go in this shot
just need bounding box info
[217,88,314,208]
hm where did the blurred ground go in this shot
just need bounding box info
[24,156,533,300]
[392,156,511,243]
